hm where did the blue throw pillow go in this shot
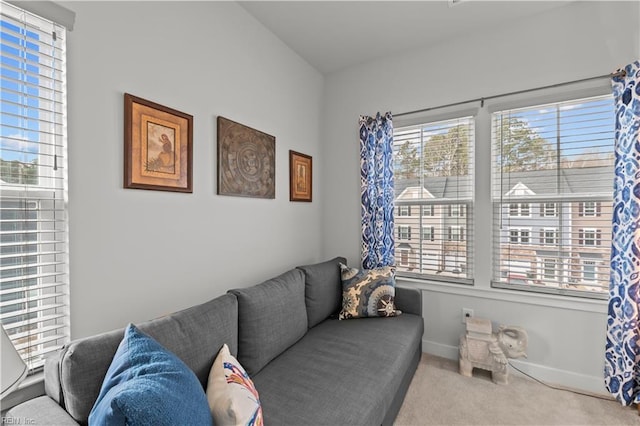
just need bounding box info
[88,324,212,426]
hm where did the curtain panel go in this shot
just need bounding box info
[605,60,640,406]
[359,112,394,269]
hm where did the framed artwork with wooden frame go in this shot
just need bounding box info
[289,150,312,202]
[217,116,276,199]
[124,93,193,192]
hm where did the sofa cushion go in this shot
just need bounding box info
[55,293,238,424]
[230,268,307,375]
[207,343,263,426]
[296,256,346,328]
[252,314,424,425]
[339,263,399,320]
[88,324,212,426]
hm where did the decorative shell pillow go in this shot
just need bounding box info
[338,263,401,320]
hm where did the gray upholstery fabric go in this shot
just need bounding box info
[5,395,78,426]
[56,293,238,425]
[14,267,423,426]
[44,351,63,404]
[381,344,421,426]
[252,313,424,426]
[296,256,346,328]
[230,268,307,376]
[395,286,422,316]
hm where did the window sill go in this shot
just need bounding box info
[396,277,607,314]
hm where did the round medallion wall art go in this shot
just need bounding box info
[217,116,276,199]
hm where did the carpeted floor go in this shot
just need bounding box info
[395,354,640,425]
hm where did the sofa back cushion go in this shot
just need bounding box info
[53,293,238,425]
[296,257,346,328]
[229,269,307,376]
[88,324,212,426]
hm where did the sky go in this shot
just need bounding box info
[1,18,42,165]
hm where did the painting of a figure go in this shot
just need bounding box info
[289,150,312,202]
[145,123,176,174]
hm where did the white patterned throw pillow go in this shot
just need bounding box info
[206,344,263,426]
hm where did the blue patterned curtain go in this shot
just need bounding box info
[605,60,640,406]
[359,112,394,269]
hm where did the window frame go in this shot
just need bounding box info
[509,227,531,244]
[509,203,531,217]
[490,92,613,299]
[398,225,411,240]
[541,228,558,245]
[541,202,558,217]
[421,225,435,241]
[582,260,597,282]
[542,258,557,281]
[392,112,475,285]
[422,205,434,216]
[0,2,70,374]
[449,225,464,242]
[581,228,599,247]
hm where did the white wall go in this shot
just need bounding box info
[321,1,640,395]
[62,1,325,339]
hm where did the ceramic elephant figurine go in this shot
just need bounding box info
[459,322,528,385]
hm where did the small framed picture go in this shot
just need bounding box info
[124,93,193,192]
[289,150,312,202]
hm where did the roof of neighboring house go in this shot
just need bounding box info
[395,166,612,200]
[395,176,472,200]
[495,166,613,197]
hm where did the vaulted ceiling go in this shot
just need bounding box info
[239,1,574,74]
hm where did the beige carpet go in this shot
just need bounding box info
[395,354,640,425]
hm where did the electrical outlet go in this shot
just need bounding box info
[462,308,474,324]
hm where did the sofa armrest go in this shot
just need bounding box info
[395,286,422,316]
[44,350,63,404]
[5,395,77,425]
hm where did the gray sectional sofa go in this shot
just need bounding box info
[6,257,424,425]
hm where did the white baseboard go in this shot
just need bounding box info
[423,339,460,360]
[422,338,610,398]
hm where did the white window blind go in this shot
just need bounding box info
[1,1,69,371]
[394,116,474,283]
[491,94,614,298]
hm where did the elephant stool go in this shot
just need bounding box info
[459,317,528,384]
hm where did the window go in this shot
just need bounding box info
[1,3,69,371]
[541,202,558,217]
[540,228,558,245]
[422,226,434,241]
[583,260,596,282]
[398,205,410,216]
[509,203,530,217]
[394,116,474,283]
[509,228,530,244]
[492,94,613,296]
[399,249,410,266]
[449,204,464,217]
[398,225,411,240]
[580,201,601,217]
[542,258,557,280]
[449,226,464,242]
[579,228,601,246]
